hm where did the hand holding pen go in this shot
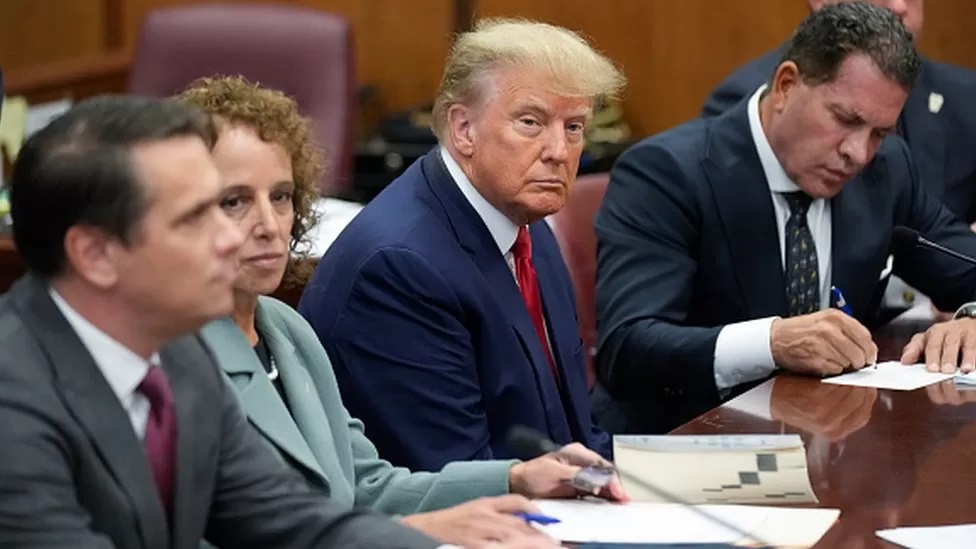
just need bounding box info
[508,442,629,503]
[770,287,878,377]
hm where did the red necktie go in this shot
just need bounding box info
[512,226,558,379]
[139,365,177,515]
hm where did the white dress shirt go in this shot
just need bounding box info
[712,86,833,392]
[49,289,158,439]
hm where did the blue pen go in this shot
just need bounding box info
[831,285,876,369]
[830,285,853,316]
[513,512,561,525]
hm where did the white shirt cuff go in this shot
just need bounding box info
[883,275,924,309]
[713,317,777,393]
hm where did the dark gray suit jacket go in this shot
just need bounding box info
[0,276,439,549]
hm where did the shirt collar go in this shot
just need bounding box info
[49,289,158,402]
[440,147,520,255]
[747,85,803,195]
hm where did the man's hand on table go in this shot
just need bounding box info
[901,317,976,373]
[770,378,877,441]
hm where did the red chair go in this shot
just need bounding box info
[127,4,356,196]
[549,173,610,387]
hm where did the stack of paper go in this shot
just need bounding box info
[533,499,839,547]
[876,524,976,548]
[613,434,817,505]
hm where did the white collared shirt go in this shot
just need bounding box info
[440,147,521,275]
[713,86,833,392]
[49,289,158,439]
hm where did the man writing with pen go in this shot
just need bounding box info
[591,2,976,435]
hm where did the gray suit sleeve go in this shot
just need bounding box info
[0,361,114,548]
[204,379,439,549]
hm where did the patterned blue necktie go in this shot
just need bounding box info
[783,192,820,317]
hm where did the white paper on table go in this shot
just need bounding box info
[614,434,803,453]
[952,371,976,386]
[532,499,839,546]
[613,434,818,505]
[821,362,954,390]
[876,524,976,548]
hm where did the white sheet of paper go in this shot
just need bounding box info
[532,499,839,546]
[614,434,803,452]
[821,361,954,390]
[876,524,976,548]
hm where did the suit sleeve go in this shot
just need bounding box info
[204,371,438,549]
[891,142,976,309]
[349,414,514,514]
[284,307,514,515]
[0,362,115,548]
[594,144,722,402]
[318,247,493,472]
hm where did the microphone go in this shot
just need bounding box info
[505,426,772,547]
[893,226,976,266]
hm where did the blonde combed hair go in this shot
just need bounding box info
[431,18,626,141]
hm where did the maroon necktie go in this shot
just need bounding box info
[139,365,177,515]
[512,226,558,380]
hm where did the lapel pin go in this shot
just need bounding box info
[929,92,944,114]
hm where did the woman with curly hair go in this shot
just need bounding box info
[178,75,610,548]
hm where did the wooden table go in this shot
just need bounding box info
[673,318,976,547]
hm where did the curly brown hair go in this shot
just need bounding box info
[175,75,323,287]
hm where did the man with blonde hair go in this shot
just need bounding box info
[301,19,625,471]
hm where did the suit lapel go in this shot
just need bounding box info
[11,276,168,549]
[161,339,210,549]
[421,152,569,436]
[204,318,328,486]
[533,224,583,440]
[830,168,888,319]
[703,104,788,318]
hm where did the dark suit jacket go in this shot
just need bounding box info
[593,100,976,434]
[702,49,976,222]
[299,150,610,472]
[0,276,438,549]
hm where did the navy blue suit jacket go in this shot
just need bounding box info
[703,49,976,221]
[299,151,610,471]
[593,99,976,434]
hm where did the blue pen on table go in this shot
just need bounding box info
[513,512,561,525]
[831,285,876,369]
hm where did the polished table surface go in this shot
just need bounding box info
[672,318,976,547]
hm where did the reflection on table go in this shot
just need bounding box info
[672,317,976,548]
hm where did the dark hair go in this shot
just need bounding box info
[776,1,921,89]
[10,95,216,278]
[175,76,322,287]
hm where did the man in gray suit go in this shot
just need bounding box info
[0,96,450,548]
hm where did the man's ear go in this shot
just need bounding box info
[446,103,477,158]
[63,225,121,289]
[768,61,802,114]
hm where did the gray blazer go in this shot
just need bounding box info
[200,296,514,515]
[0,276,438,549]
